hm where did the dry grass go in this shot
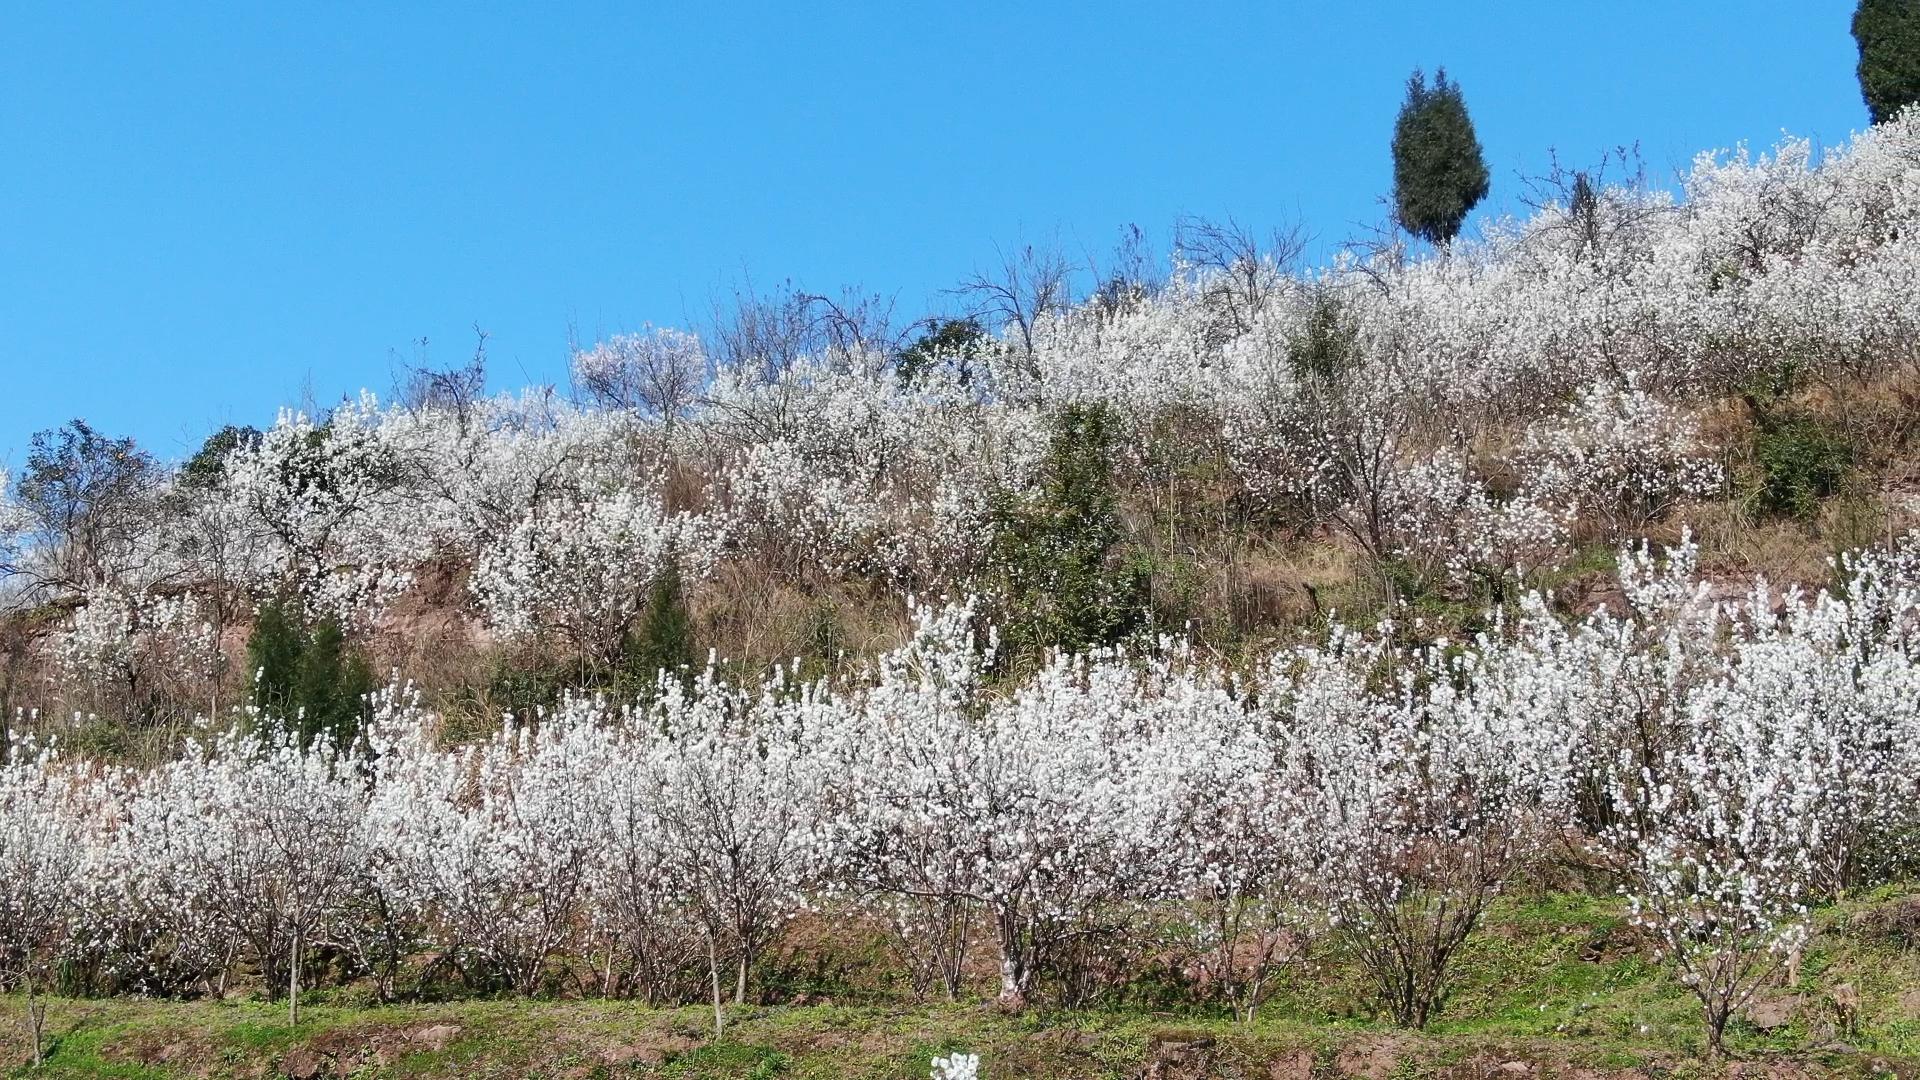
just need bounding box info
[691,561,913,681]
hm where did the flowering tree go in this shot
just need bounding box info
[1146,657,1315,1022]
[367,706,603,997]
[471,486,722,667]
[641,671,828,1030]
[118,731,366,1023]
[842,600,1168,1010]
[0,740,91,1065]
[1518,377,1723,538]
[572,326,708,433]
[53,589,223,725]
[1288,623,1571,1029]
[1585,540,1920,1054]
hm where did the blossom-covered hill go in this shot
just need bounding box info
[5,114,1920,1071]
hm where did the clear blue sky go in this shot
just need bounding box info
[0,1,1867,464]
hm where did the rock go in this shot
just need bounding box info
[1497,1062,1532,1076]
[1896,988,1920,1020]
[412,1023,461,1052]
[1138,1037,1217,1080]
[1265,1051,1314,1080]
[279,1049,325,1080]
[1828,981,1860,1033]
[598,1044,667,1068]
[1745,995,1801,1031]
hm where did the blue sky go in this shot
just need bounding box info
[0,1,1867,464]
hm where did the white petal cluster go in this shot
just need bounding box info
[1518,376,1724,536]
[469,486,722,660]
[50,589,222,720]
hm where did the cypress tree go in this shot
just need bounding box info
[1854,0,1920,124]
[245,598,371,748]
[247,597,304,715]
[623,557,699,693]
[293,617,373,748]
[1391,68,1491,247]
[986,403,1149,661]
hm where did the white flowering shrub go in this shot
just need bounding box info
[106,729,367,1009]
[469,485,723,664]
[216,402,423,624]
[52,589,223,723]
[1518,377,1723,537]
[0,740,91,987]
[1575,537,1920,1053]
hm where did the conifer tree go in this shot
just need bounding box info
[623,556,699,693]
[1391,68,1491,247]
[1854,0,1920,125]
[985,403,1148,661]
[246,597,371,747]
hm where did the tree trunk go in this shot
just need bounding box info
[25,963,44,1068]
[288,926,301,1027]
[1704,999,1729,1060]
[994,909,1030,1011]
[705,930,725,1040]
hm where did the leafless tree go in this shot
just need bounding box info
[794,286,900,363]
[1089,223,1165,322]
[1516,145,1667,262]
[708,277,899,383]
[952,242,1077,363]
[1174,216,1306,335]
[398,325,491,424]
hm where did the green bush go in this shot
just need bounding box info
[247,596,374,747]
[1752,412,1852,521]
[984,403,1149,662]
[181,424,261,489]
[1289,287,1357,382]
[895,317,988,387]
[618,557,701,696]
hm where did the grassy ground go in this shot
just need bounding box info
[5,890,1920,1079]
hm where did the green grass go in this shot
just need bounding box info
[6,892,1920,1077]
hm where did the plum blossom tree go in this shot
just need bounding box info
[470,486,723,668]
[572,326,708,434]
[1586,538,1920,1054]
[1289,623,1571,1028]
[115,729,367,1023]
[0,740,92,1065]
[53,588,223,725]
[366,704,604,997]
[641,670,830,1030]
